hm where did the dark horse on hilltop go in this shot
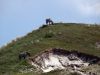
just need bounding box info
[46,18,54,25]
[19,52,31,60]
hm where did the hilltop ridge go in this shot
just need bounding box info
[0,23,100,75]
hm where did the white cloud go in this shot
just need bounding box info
[93,3,100,15]
[52,0,100,16]
[75,0,100,16]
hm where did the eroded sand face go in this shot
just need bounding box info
[29,48,100,74]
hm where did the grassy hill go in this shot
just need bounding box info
[0,23,100,75]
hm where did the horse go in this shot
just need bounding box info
[46,18,54,25]
[19,52,31,60]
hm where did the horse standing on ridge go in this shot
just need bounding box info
[46,18,54,25]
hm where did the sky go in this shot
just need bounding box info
[0,0,100,47]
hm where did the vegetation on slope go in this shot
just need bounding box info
[0,23,100,75]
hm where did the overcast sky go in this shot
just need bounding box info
[0,0,100,47]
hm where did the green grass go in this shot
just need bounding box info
[0,23,100,75]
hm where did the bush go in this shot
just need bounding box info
[40,25,48,29]
[44,32,54,38]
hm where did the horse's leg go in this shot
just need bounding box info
[51,21,54,25]
[49,21,50,25]
[46,21,48,25]
[46,19,48,25]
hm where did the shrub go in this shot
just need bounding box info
[40,25,48,29]
[44,32,54,38]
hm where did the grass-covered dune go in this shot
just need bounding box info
[0,23,100,75]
